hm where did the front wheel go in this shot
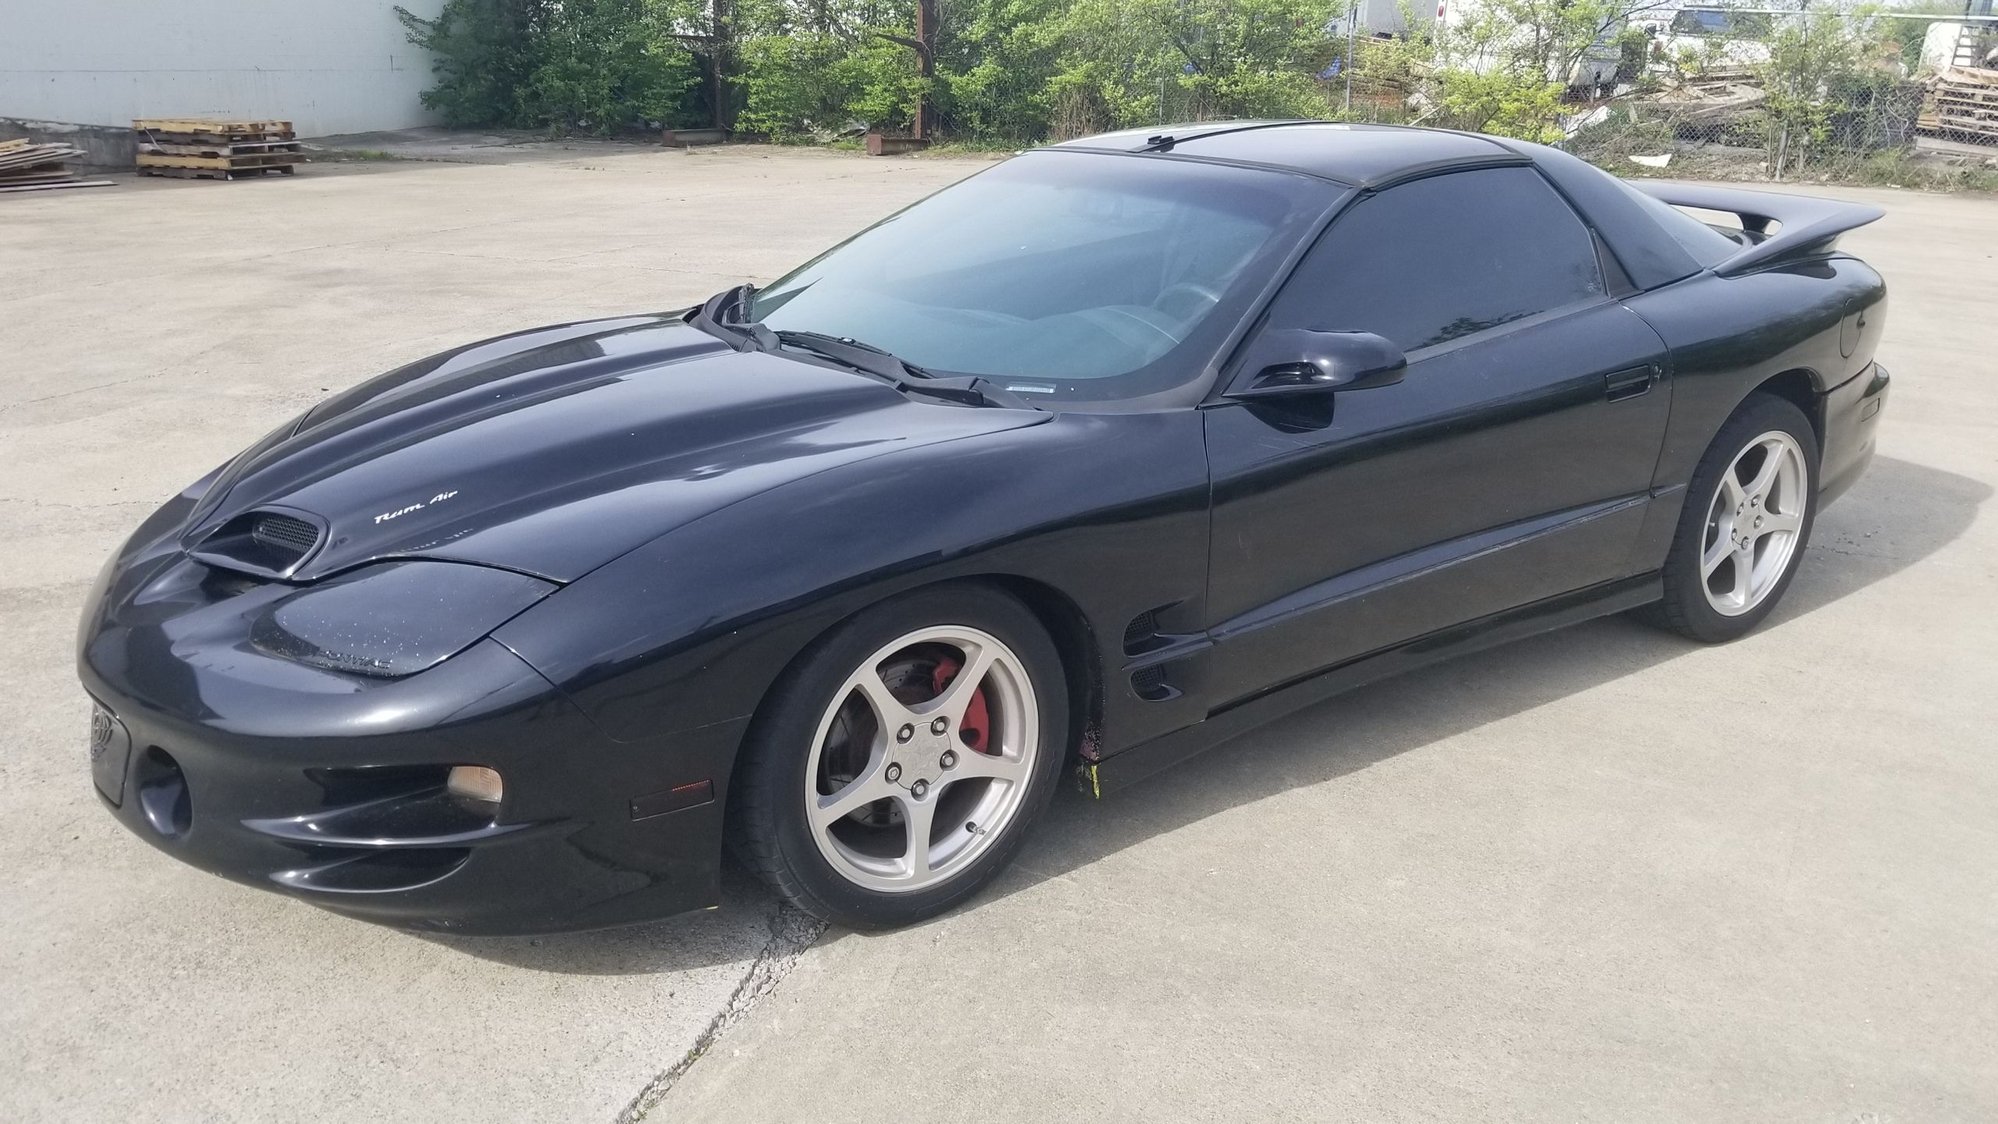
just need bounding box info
[729,584,1069,929]
[1644,393,1820,643]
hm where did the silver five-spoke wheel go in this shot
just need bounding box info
[804,625,1039,893]
[1700,429,1809,616]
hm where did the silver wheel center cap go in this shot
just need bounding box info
[893,735,952,790]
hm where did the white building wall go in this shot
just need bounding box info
[0,0,446,137]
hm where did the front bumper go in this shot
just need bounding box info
[80,550,740,935]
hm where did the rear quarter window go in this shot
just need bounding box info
[1269,166,1608,352]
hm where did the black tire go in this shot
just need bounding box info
[1642,392,1820,643]
[728,582,1070,929]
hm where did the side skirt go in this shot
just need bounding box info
[1081,572,1662,796]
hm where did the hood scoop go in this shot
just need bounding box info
[182,316,1049,584]
[189,508,327,580]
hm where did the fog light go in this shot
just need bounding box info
[445,766,503,805]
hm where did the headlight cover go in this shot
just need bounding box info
[250,561,555,678]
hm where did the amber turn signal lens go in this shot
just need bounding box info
[445,765,503,804]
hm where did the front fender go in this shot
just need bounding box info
[491,409,1211,763]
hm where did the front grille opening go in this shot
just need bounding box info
[304,764,453,811]
[189,508,324,578]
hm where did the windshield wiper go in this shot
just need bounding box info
[688,288,1030,409]
[687,283,769,351]
[770,329,1030,410]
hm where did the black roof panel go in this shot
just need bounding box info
[1051,122,1518,185]
[1048,122,1715,293]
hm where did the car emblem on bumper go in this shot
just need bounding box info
[89,705,132,805]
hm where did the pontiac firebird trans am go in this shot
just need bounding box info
[80,123,1890,932]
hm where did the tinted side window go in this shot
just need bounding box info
[1270,167,1606,351]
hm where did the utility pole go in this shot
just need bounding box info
[1344,0,1358,114]
[879,0,940,140]
[711,0,733,131]
[913,0,938,139]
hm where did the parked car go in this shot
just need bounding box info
[80,123,1889,933]
[1331,0,1628,91]
[1637,6,1780,70]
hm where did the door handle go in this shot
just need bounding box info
[1604,365,1657,402]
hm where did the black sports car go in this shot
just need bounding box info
[80,123,1889,933]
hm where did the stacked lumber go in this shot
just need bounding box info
[1924,66,1998,145]
[0,137,112,194]
[135,119,304,181]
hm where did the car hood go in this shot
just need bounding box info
[182,315,1048,583]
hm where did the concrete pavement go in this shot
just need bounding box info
[0,145,982,1123]
[645,185,1998,1120]
[3,149,1993,1121]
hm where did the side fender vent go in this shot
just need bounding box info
[1130,665,1179,703]
[1122,610,1158,654]
[1124,606,1183,657]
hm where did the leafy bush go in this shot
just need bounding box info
[736,32,925,138]
[387,0,1982,195]
[1760,9,1905,170]
[398,0,705,133]
[1044,0,1333,131]
[396,0,547,127]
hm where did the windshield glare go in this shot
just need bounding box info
[748,152,1327,403]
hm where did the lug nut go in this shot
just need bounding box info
[897,724,914,743]
[886,763,902,782]
[930,717,948,735]
[940,750,957,769]
[910,779,929,798]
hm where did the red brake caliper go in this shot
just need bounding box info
[932,657,991,753]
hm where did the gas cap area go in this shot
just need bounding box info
[1839,301,1866,359]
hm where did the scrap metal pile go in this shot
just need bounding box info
[0,137,112,194]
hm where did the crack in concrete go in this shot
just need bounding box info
[615,902,825,1123]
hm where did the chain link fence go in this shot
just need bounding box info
[1171,9,1998,191]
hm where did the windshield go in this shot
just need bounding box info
[1670,9,1771,37]
[747,151,1331,403]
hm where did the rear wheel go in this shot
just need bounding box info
[1645,393,1819,643]
[729,585,1068,929]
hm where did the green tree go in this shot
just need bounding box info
[397,0,550,127]
[1044,0,1335,135]
[399,0,706,133]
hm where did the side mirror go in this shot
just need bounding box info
[1227,329,1407,401]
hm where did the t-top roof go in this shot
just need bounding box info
[1049,121,1523,187]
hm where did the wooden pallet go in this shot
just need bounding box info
[0,141,88,193]
[0,143,81,173]
[137,163,298,181]
[0,169,82,186]
[0,179,114,195]
[137,151,303,171]
[133,118,293,136]
[1917,67,1998,144]
[140,139,302,158]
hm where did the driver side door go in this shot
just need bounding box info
[1201,165,1673,706]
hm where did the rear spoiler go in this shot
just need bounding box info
[1634,181,1884,278]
